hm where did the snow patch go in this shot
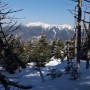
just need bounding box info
[53,29,56,37]
[46,57,61,66]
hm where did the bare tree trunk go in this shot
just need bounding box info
[77,0,82,68]
[86,59,89,69]
[67,42,70,65]
[38,67,45,82]
[86,22,90,69]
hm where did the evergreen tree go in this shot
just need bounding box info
[51,38,64,59]
[57,39,64,50]
[30,32,51,66]
[51,38,57,56]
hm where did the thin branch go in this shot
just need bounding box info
[0,9,23,15]
[85,11,90,14]
[68,9,90,23]
[9,81,32,89]
[6,16,26,20]
[74,16,90,23]
[84,0,90,3]
[11,24,21,32]
[6,21,17,32]
[68,9,78,16]
[1,6,11,11]
[70,0,78,2]
[0,4,8,8]
[68,9,90,14]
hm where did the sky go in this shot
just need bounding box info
[1,0,81,26]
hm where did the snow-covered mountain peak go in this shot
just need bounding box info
[25,22,73,30]
[15,22,74,42]
[25,22,51,28]
[59,24,73,30]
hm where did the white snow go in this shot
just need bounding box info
[25,22,51,28]
[65,29,71,36]
[0,58,90,90]
[25,22,73,30]
[53,29,56,38]
[46,57,61,66]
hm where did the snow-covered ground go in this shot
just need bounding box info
[0,58,90,90]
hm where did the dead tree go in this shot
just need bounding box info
[0,1,32,89]
[68,0,82,68]
[86,22,90,69]
[0,1,27,73]
[69,0,90,68]
[76,0,82,68]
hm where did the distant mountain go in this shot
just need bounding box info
[15,22,75,42]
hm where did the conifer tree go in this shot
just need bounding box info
[51,38,57,56]
[51,38,64,59]
[29,32,51,66]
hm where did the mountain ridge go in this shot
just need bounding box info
[15,22,75,42]
[25,22,73,30]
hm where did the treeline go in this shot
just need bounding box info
[0,27,64,73]
[23,32,64,66]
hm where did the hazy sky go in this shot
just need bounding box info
[2,0,88,26]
